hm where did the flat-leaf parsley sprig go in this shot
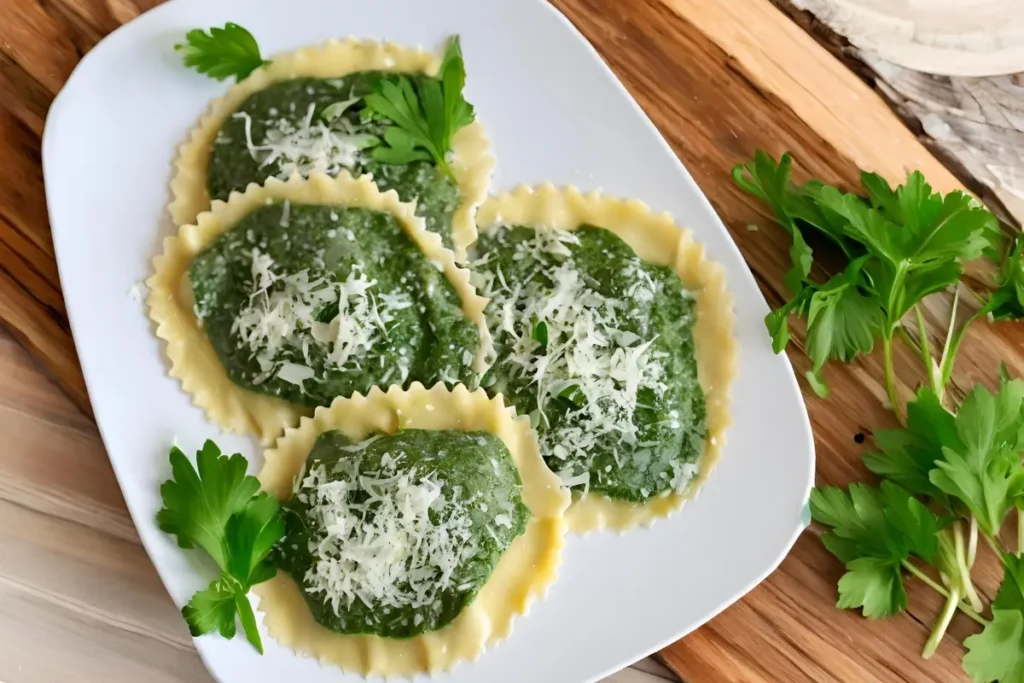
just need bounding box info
[363,36,476,180]
[157,441,284,653]
[175,23,268,82]
[739,151,1024,682]
[734,151,1004,413]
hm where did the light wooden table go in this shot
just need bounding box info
[3,0,1023,681]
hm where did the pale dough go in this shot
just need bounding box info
[168,37,494,262]
[254,382,569,677]
[147,171,492,444]
[475,184,738,533]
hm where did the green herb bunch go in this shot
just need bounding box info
[738,151,1024,682]
[157,441,284,653]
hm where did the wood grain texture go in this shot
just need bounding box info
[546,1,1024,681]
[0,329,208,683]
[0,0,1021,681]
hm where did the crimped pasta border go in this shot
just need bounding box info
[168,37,493,262]
[476,184,738,533]
[253,383,569,678]
[147,171,493,444]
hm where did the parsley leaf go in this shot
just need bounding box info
[225,494,286,586]
[785,227,813,294]
[836,557,908,619]
[995,553,1024,612]
[929,378,1024,537]
[894,174,991,264]
[174,23,268,82]
[737,151,1001,419]
[157,441,284,653]
[859,171,900,220]
[182,578,238,640]
[963,610,1024,683]
[963,555,1024,683]
[732,151,853,254]
[810,184,902,264]
[804,256,883,392]
[764,286,813,355]
[810,481,939,618]
[864,388,959,501]
[157,441,259,568]
[990,237,1024,321]
[812,172,991,267]
[364,36,475,179]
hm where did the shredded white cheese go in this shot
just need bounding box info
[298,450,478,616]
[233,101,370,180]
[475,228,676,495]
[231,248,411,386]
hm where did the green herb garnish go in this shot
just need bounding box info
[175,23,268,82]
[735,151,1000,409]
[810,480,940,619]
[157,441,284,653]
[739,150,1024,680]
[964,554,1024,681]
[363,36,475,179]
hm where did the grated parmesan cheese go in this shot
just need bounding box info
[475,227,670,486]
[231,248,411,387]
[232,102,371,181]
[298,449,478,615]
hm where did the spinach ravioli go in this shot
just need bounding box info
[189,201,482,406]
[274,429,530,638]
[473,224,707,503]
[251,384,569,676]
[208,73,462,247]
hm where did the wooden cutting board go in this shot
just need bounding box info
[1,0,1022,681]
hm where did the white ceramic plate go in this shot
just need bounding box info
[42,0,814,681]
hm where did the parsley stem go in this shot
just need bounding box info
[903,559,947,594]
[968,515,978,568]
[1019,509,1024,558]
[939,307,985,391]
[955,522,985,613]
[912,305,941,396]
[882,335,903,423]
[438,158,457,183]
[913,305,932,367]
[900,560,987,625]
[923,586,960,659]
[935,287,960,405]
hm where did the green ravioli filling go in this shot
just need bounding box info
[473,225,707,503]
[274,429,530,638]
[207,75,461,247]
[188,202,480,406]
